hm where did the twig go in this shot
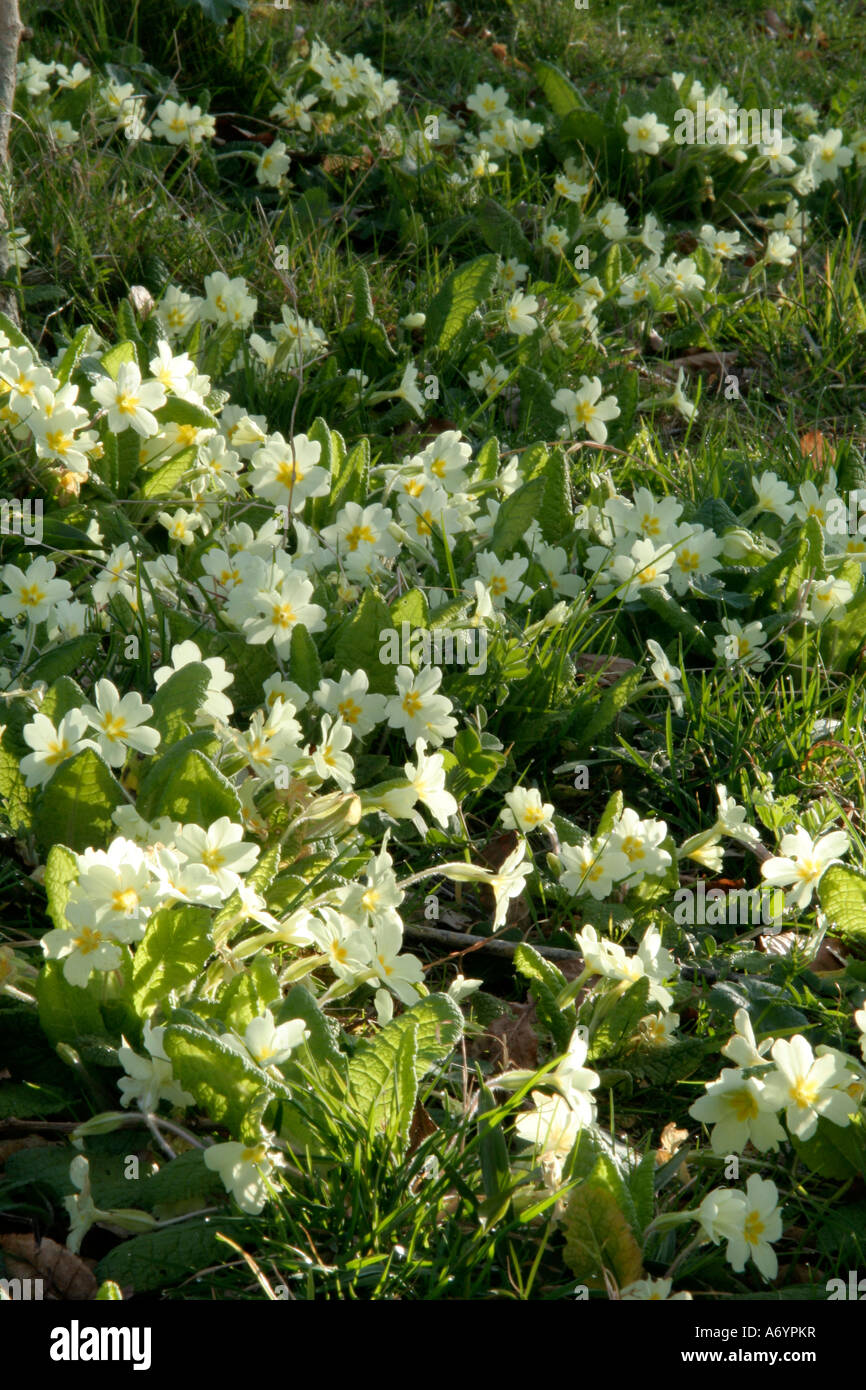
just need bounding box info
[404,921,582,962]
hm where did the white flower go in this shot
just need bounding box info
[751,470,795,522]
[117,1023,194,1111]
[552,377,620,444]
[256,138,290,186]
[80,679,160,767]
[806,575,854,624]
[174,817,260,896]
[41,923,123,988]
[623,112,669,154]
[203,1139,280,1215]
[646,639,684,714]
[761,1034,859,1140]
[721,1008,773,1069]
[689,1068,786,1154]
[558,839,630,900]
[607,807,672,885]
[725,1175,783,1280]
[314,668,388,739]
[308,714,355,791]
[714,618,770,672]
[223,1010,309,1068]
[761,826,849,910]
[621,1277,691,1300]
[404,739,458,828]
[764,231,797,266]
[515,1090,584,1158]
[20,710,93,787]
[501,786,554,835]
[368,917,424,1005]
[504,291,539,336]
[699,224,744,259]
[201,271,257,329]
[249,432,329,511]
[0,556,72,624]
[385,666,457,748]
[91,361,166,436]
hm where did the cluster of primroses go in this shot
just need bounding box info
[12,38,866,451]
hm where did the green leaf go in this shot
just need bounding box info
[33,749,124,854]
[273,984,346,1074]
[36,961,110,1048]
[425,254,499,356]
[28,636,101,684]
[389,587,429,631]
[0,1080,72,1118]
[533,61,582,118]
[44,844,79,931]
[639,587,709,651]
[220,955,281,1033]
[123,1148,225,1212]
[792,1114,866,1180]
[488,476,546,558]
[289,623,322,695]
[538,449,572,544]
[95,1218,229,1294]
[578,666,646,748]
[132,906,214,1016]
[95,1281,124,1300]
[147,662,212,747]
[513,944,572,1050]
[326,435,369,517]
[352,264,375,320]
[333,588,395,696]
[99,341,137,381]
[135,730,220,820]
[627,1149,656,1235]
[586,978,650,1063]
[137,446,198,500]
[140,748,241,826]
[162,1023,290,1138]
[0,310,36,352]
[817,863,866,943]
[346,995,462,1133]
[562,1181,644,1289]
[476,197,533,263]
[477,1082,512,1211]
[156,397,219,431]
[476,437,500,481]
[56,325,93,385]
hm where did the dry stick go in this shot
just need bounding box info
[0,0,23,325]
[404,920,582,962]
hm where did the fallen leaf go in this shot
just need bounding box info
[407,1101,438,1158]
[0,1234,98,1300]
[655,1122,690,1181]
[471,1000,538,1070]
[800,429,835,465]
[0,1134,53,1168]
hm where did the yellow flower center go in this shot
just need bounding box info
[73,927,104,955]
[345,524,376,551]
[402,691,422,717]
[111,887,139,914]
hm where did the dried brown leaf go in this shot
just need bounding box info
[0,1234,98,1300]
